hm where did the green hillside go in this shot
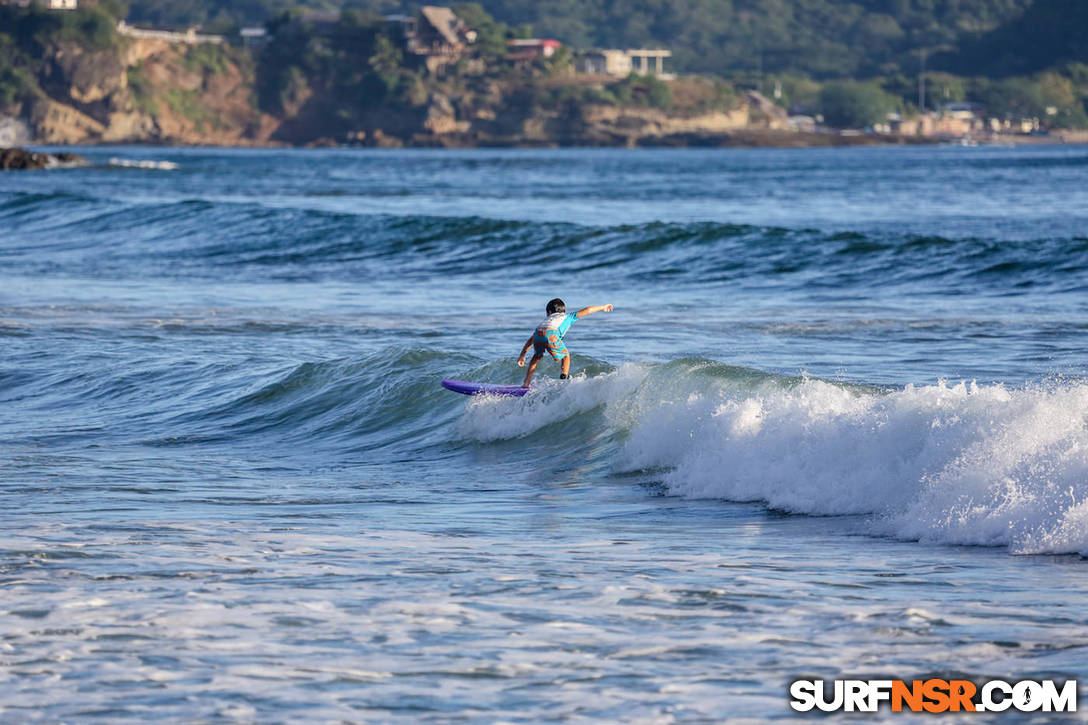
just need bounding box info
[4,0,1087,141]
[124,0,1038,79]
[446,0,1034,79]
[943,0,1088,76]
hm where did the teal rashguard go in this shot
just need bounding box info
[532,312,577,360]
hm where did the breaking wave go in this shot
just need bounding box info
[108,158,179,170]
[458,360,1088,556]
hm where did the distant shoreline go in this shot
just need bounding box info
[20,129,1088,151]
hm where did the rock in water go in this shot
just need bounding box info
[0,147,87,170]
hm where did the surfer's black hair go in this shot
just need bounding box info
[546,298,566,315]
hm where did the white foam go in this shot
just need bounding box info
[108,158,179,171]
[456,364,648,442]
[616,375,1088,555]
[453,362,1088,554]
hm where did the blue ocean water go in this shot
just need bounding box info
[2,145,1088,720]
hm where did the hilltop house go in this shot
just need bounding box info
[576,49,672,79]
[576,49,630,76]
[393,6,477,71]
[506,38,561,61]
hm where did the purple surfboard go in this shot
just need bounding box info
[441,379,529,397]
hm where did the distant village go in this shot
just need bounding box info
[0,0,78,7]
[2,0,1064,143]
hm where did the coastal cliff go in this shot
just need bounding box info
[20,38,273,145]
[4,24,762,148]
[342,82,754,149]
[3,3,1087,149]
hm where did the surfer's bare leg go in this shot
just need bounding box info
[560,354,570,379]
[522,353,542,387]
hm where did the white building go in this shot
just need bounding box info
[240,26,268,47]
[576,49,673,79]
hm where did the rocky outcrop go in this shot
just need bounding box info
[9,32,849,148]
[0,147,86,170]
[17,36,276,146]
[574,104,750,146]
[745,90,790,130]
[45,41,127,107]
[371,96,754,148]
[422,93,471,135]
[28,97,106,144]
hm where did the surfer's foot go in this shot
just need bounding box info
[560,374,569,380]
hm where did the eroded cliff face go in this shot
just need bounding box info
[13,37,755,147]
[21,37,277,145]
[46,41,127,107]
[571,104,751,146]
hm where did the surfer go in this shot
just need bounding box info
[517,298,613,387]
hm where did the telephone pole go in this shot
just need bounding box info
[918,48,926,114]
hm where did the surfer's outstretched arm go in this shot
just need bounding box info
[575,303,613,319]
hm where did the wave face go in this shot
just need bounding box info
[458,361,1088,555]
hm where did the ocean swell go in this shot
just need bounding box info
[610,368,1088,555]
[3,192,1087,291]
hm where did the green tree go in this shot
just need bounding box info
[611,73,672,109]
[452,3,508,57]
[776,73,821,109]
[97,0,129,21]
[368,32,402,75]
[0,66,35,109]
[819,81,897,128]
[974,76,1045,119]
[975,73,1088,128]
[543,44,573,75]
